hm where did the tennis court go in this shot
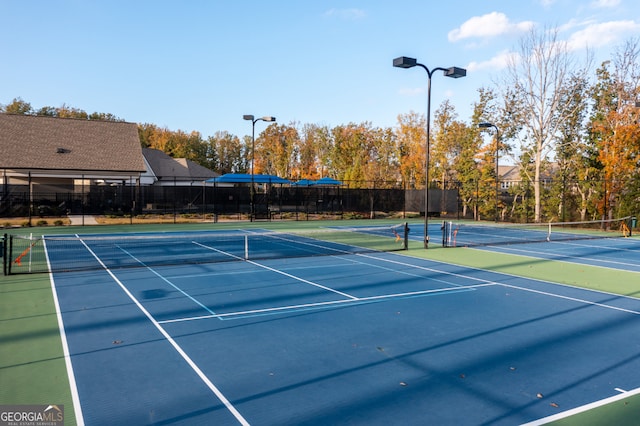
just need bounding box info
[3,221,640,425]
[439,217,640,275]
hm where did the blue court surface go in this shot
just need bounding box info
[48,229,640,425]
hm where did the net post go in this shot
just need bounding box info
[2,233,6,276]
[403,222,409,250]
[244,234,249,260]
[7,234,13,275]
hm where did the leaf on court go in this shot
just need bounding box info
[550,402,559,408]
[459,374,465,379]
[399,382,407,387]
[112,340,123,345]
[537,393,544,399]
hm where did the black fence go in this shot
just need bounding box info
[1,183,456,221]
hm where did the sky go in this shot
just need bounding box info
[1,0,639,140]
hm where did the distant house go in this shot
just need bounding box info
[498,164,558,192]
[499,165,520,191]
[141,148,219,186]
[0,113,146,192]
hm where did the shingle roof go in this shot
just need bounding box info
[142,148,218,180]
[0,113,146,172]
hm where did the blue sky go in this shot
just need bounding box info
[1,0,639,139]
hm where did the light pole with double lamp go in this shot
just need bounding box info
[243,114,276,221]
[393,56,466,248]
[478,122,500,222]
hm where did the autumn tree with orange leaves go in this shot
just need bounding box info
[589,39,640,220]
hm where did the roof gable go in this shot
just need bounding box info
[0,113,145,172]
[142,148,218,180]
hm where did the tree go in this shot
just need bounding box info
[589,39,640,220]
[298,123,332,179]
[551,72,593,221]
[257,123,299,177]
[362,126,399,188]
[502,26,591,222]
[395,112,426,189]
[2,97,32,114]
[207,131,244,174]
[329,123,372,186]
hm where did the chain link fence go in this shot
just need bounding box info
[1,178,636,224]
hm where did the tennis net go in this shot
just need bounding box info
[442,216,633,248]
[4,223,409,275]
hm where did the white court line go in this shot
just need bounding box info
[159,244,640,325]
[194,241,358,300]
[157,246,496,324]
[45,239,85,426]
[521,386,640,425]
[355,251,640,316]
[499,282,640,315]
[482,244,640,271]
[158,283,493,324]
[328,254,474,288]
[76,236,250,425]
[117,245,218,316]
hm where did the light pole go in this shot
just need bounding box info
[393,56,466,248]
[243,114,276,221]
[479,122,500,222]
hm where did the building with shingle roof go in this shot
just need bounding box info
[0,113,146,190]
[141,148,219,186]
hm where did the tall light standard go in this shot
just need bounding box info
[243,114,276,221]
[479,122,500,222]
[393,56,466,248]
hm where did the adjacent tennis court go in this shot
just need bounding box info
[3,220,640,425]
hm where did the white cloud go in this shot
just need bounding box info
[466,50,519,72]
[323,8,366,20]
[567,20,640,50]
[590,0,621,8]
[558,18,597,34]
[448,12,535,42]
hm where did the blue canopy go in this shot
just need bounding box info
[314,177,342,186]
[290,177,343,186]
[291,179,316,186]
[207,173,290,184]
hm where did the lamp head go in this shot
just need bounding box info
[243,114,254,121]
[261,116,276,122]
[444,66,466,78]
[393,56,417,69]
[478,122,493,129]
